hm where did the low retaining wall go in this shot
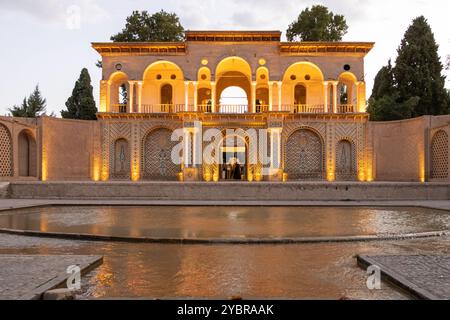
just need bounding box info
[8,181,450,201]
[0,183,9,199]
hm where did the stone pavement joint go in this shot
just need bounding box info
[357,254,450,300]
[0,255,103,300]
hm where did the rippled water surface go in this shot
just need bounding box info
[0,206,449,239]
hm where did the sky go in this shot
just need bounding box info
[0,0,449,116]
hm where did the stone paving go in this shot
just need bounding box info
[0,255,103,300]
[357,255,450,300]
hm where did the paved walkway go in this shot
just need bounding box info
[0,255,103,300]
[357,255,450,300]
[0,199,449,211]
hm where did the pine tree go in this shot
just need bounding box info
[394,16,449,117]
[61,68,97,120]
[9,86,46,118]
[27,85,47,117]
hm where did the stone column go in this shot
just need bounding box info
[277,81,283,111]
[128,81,135,113]
[193,82,199,112]
[268,81,274,111]
[100,80,109,113]
[251,81,257,113]
[323,81,329,113]
[184,81,190,112]
[331,81,338,114]
[356,81,366,113]
[211,81,216,113]
[137,81,143,113]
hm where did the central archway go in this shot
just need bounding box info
[215,57,252,113]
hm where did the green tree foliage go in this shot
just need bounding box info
[9,85,46,118]
[286,5,348,42]
[111,10,184,42]
[368,16,449,121]
[61,68,97,120]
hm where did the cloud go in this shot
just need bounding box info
[0,0,109,25]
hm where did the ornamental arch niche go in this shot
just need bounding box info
[111,138,131,180]
[18,129,37,177]
[0,123,13,177]
[431,130,449,180]
[142,128,180,181]
[335,139,357,181]
[285,128,325,180]
[282,62,324,109]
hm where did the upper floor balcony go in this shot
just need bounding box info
[99,58,368,116]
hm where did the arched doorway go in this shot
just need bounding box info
[285,129,324,180]
[18,130,37,177]
[143,128,179,180]
[160,84,173,111]
[431,130,449,180]
[0,124,13,177]
[219,134,248,181]
[219,86,248,113]
[335,139,356,181]
[294,84,307,105]
[111,138,130,180]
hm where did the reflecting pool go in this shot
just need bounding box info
[0,206,449,239]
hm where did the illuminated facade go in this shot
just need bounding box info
[94,31,373,182]
[1,31,449,183]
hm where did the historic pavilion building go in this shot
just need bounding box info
[93,30,373,182]
[0,30,449,184]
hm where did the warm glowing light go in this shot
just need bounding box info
[419,151,425,183]
[101,169,109,182]
[41,147,48,181]
[258,58,266,66]
[282,173,288,182]
[201,59,208,66]
[327,169,335,182]
[131,168,140,182]
[91,157,101,182]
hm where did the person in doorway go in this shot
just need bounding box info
[233,159,242,180]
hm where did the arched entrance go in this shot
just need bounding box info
[285,129,324,180]
[143,128,180,180]
[18,130,37,177]
[219,134,248,181]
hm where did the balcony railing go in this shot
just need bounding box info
[108,103,359,115]
[140,104,185,113]
[338,104,356,113]
[112,104,127,113]
[219,104,248,114]
[292,104,325,114]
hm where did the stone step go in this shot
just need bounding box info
[7,181,450,201]
[0,182,9,199]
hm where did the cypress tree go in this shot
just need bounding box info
[61,68,97,120]
[394,16,448,117]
